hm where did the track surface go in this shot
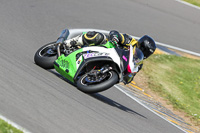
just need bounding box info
[0,0,199,133]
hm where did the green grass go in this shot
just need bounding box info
[142,54,200,125]
[0,119,23,133]
[184,0,200,7]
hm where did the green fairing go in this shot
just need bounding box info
[89,41,115,47]
[54,41,114,82]
[54,48,83,83]
[101,41,115,48]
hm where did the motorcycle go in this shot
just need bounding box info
[34,29,141,93]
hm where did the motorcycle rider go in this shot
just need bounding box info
[64,30,156,84]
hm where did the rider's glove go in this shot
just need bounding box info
[109,35,119,45]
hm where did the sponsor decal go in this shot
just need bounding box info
[60,60,69,68]
[77,59,81,64]
[83,52,109,59]
[76,56,83,69]
[150,49,154,53]
[123,55,127,62]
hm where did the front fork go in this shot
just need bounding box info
[57,43,61,57]
[56,29,69,58]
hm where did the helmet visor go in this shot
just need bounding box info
[133,48,144,65]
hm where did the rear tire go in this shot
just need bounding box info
[76,71,118,93]
[34,42,57,69]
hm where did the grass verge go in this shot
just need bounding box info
[184,0,200,7]
[0,118,23,133]
[142,54,200,125]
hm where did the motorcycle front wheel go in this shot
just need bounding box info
[76,71,118,93]
[34,42,57,69]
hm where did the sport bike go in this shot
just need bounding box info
[34,29,140,93]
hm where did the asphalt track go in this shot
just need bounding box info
[0,0,200,133]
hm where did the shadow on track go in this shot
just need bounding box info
[48,69,146,119]
[48,69,76,86]
[90,93,147,119]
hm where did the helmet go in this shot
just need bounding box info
[138,35,156,59]
[82,31,106,46]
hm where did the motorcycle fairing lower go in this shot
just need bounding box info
[54,45,122,83]
[54,48,83,83]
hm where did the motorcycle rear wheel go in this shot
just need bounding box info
[34,42,57,69]
[77,71,118,93]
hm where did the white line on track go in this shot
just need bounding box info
[0,114,31,133]
[69,29,200,57]
[153,41,200,57]
[175,0,200,10]
[2,28,198,133]
[131,36,200,57]
[114,85,188,133]
[69,29,198,132]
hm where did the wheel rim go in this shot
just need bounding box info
[80,71,113,86]
[39,44,57,57]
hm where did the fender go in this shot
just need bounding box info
[73,56,121,83]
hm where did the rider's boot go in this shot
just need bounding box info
[64,35,83,47]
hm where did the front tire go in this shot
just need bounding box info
[34,42,57,69]
[77,71,118,93]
